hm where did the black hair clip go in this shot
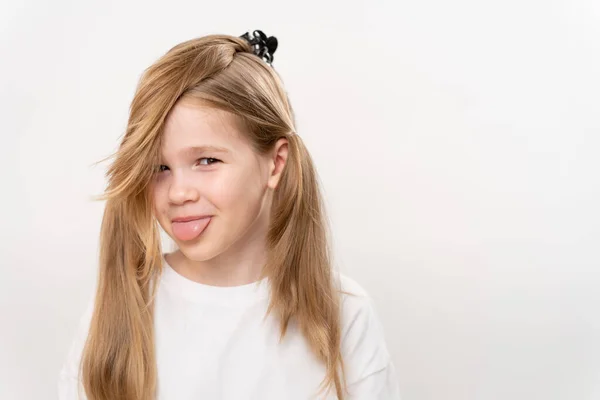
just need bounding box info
[239,29,278,66]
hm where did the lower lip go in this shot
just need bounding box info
[171,217,212,242]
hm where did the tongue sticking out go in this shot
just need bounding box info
[172,217,211,241]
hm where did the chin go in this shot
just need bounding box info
[173,236,224,262]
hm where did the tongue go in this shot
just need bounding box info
[172,217,211,241]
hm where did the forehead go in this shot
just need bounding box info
[160,99,248,157]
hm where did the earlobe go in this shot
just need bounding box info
[268,137,289,190]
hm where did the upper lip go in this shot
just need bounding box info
[172,215,211,223]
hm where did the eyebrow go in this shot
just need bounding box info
[182,145,229,155]
[161,145,231,160]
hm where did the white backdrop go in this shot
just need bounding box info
[1,0,599,399]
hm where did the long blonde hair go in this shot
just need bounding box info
[81,33,346,399]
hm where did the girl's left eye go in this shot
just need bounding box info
[197,157,221,166]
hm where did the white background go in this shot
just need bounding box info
[1,0,599,399]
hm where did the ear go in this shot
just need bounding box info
[267,137,289,190]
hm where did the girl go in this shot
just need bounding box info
[58,30,401,400]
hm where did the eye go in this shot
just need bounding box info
[197,157,221,166]
[155,158,221,173]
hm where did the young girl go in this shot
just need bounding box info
[58,29,401,400]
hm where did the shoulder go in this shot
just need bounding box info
[335,272,379,322]
[58,294,95,399]
[336,273,380,333]
[337,272,370,297]
[334,273,393,385]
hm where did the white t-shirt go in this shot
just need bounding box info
[58,254,401,399]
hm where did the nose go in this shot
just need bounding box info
[168,171,200,205]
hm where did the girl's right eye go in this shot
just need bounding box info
[157,165,169,173]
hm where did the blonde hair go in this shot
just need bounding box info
[81,33,346,399]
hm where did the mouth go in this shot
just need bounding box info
[172,214,211,223]
[171,216,212,241]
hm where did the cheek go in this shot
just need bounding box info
[151,186,169,223]
[214,175,252,207]
[214,170,265,215]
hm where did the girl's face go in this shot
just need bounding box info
[151,98,285,262]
